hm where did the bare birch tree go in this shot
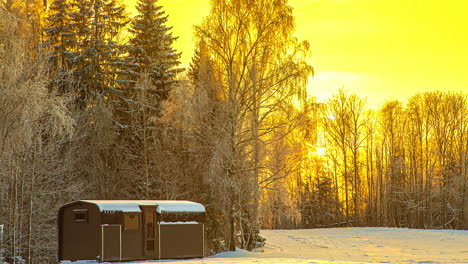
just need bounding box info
[195,0,312,250]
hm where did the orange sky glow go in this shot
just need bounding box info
[126,0,468,108]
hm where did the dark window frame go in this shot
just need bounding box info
[73,209,89,223]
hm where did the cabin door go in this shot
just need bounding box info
[100,224,121,262]
[142,206,159,259]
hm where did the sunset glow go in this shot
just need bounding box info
[316,147,326,156]
[126,0,468,108]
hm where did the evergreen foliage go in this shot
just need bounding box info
[44,0,73,71]
[45,0,129,104]
[126,0,182,108]
[72,0,128,103]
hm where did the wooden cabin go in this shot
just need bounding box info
[58,200,206,262]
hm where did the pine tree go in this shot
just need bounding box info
[126,0,182,109]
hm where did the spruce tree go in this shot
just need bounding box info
[126,0,182,109]
[67,0,131,198]
[111,0,182,199]
[86,0,128,102]
[45,0,121,99]
[44,0,79,94]
[44,0,73,71]
[188,44,201,85]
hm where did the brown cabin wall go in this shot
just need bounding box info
[59,202,100,261]
[159,223,204,259]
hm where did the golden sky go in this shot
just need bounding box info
[127,0,468,108]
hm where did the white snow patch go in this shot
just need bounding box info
[159,221,199,225]
[80,200,205,213]
[82,200,154,212]
[155,201,205,213]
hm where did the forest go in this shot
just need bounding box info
[0,0,467,263]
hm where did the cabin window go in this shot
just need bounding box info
[124,213,140,230]
[73,209,88,223]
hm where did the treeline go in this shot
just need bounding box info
[0,0,467,264]
[285,90,468,231]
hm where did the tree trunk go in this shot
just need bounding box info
[27,151,36,264]
[343,139,349,226]
[229,202,236,251]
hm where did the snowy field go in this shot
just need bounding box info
[76,227,468,264]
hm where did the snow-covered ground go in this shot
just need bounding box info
[254,228,468,263]
[76,227,468,264]
[157,228,467,264]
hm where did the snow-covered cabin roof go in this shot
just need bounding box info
[80,200,205,213]
[154,201,205,213]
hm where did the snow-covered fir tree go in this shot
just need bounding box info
[77,0,128,103]
[44,0,74,71]
[47,0,129,105]
[188,43,201,84]
[126,0,182,108]
[44,0,80,94]
[105,0,183,199]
